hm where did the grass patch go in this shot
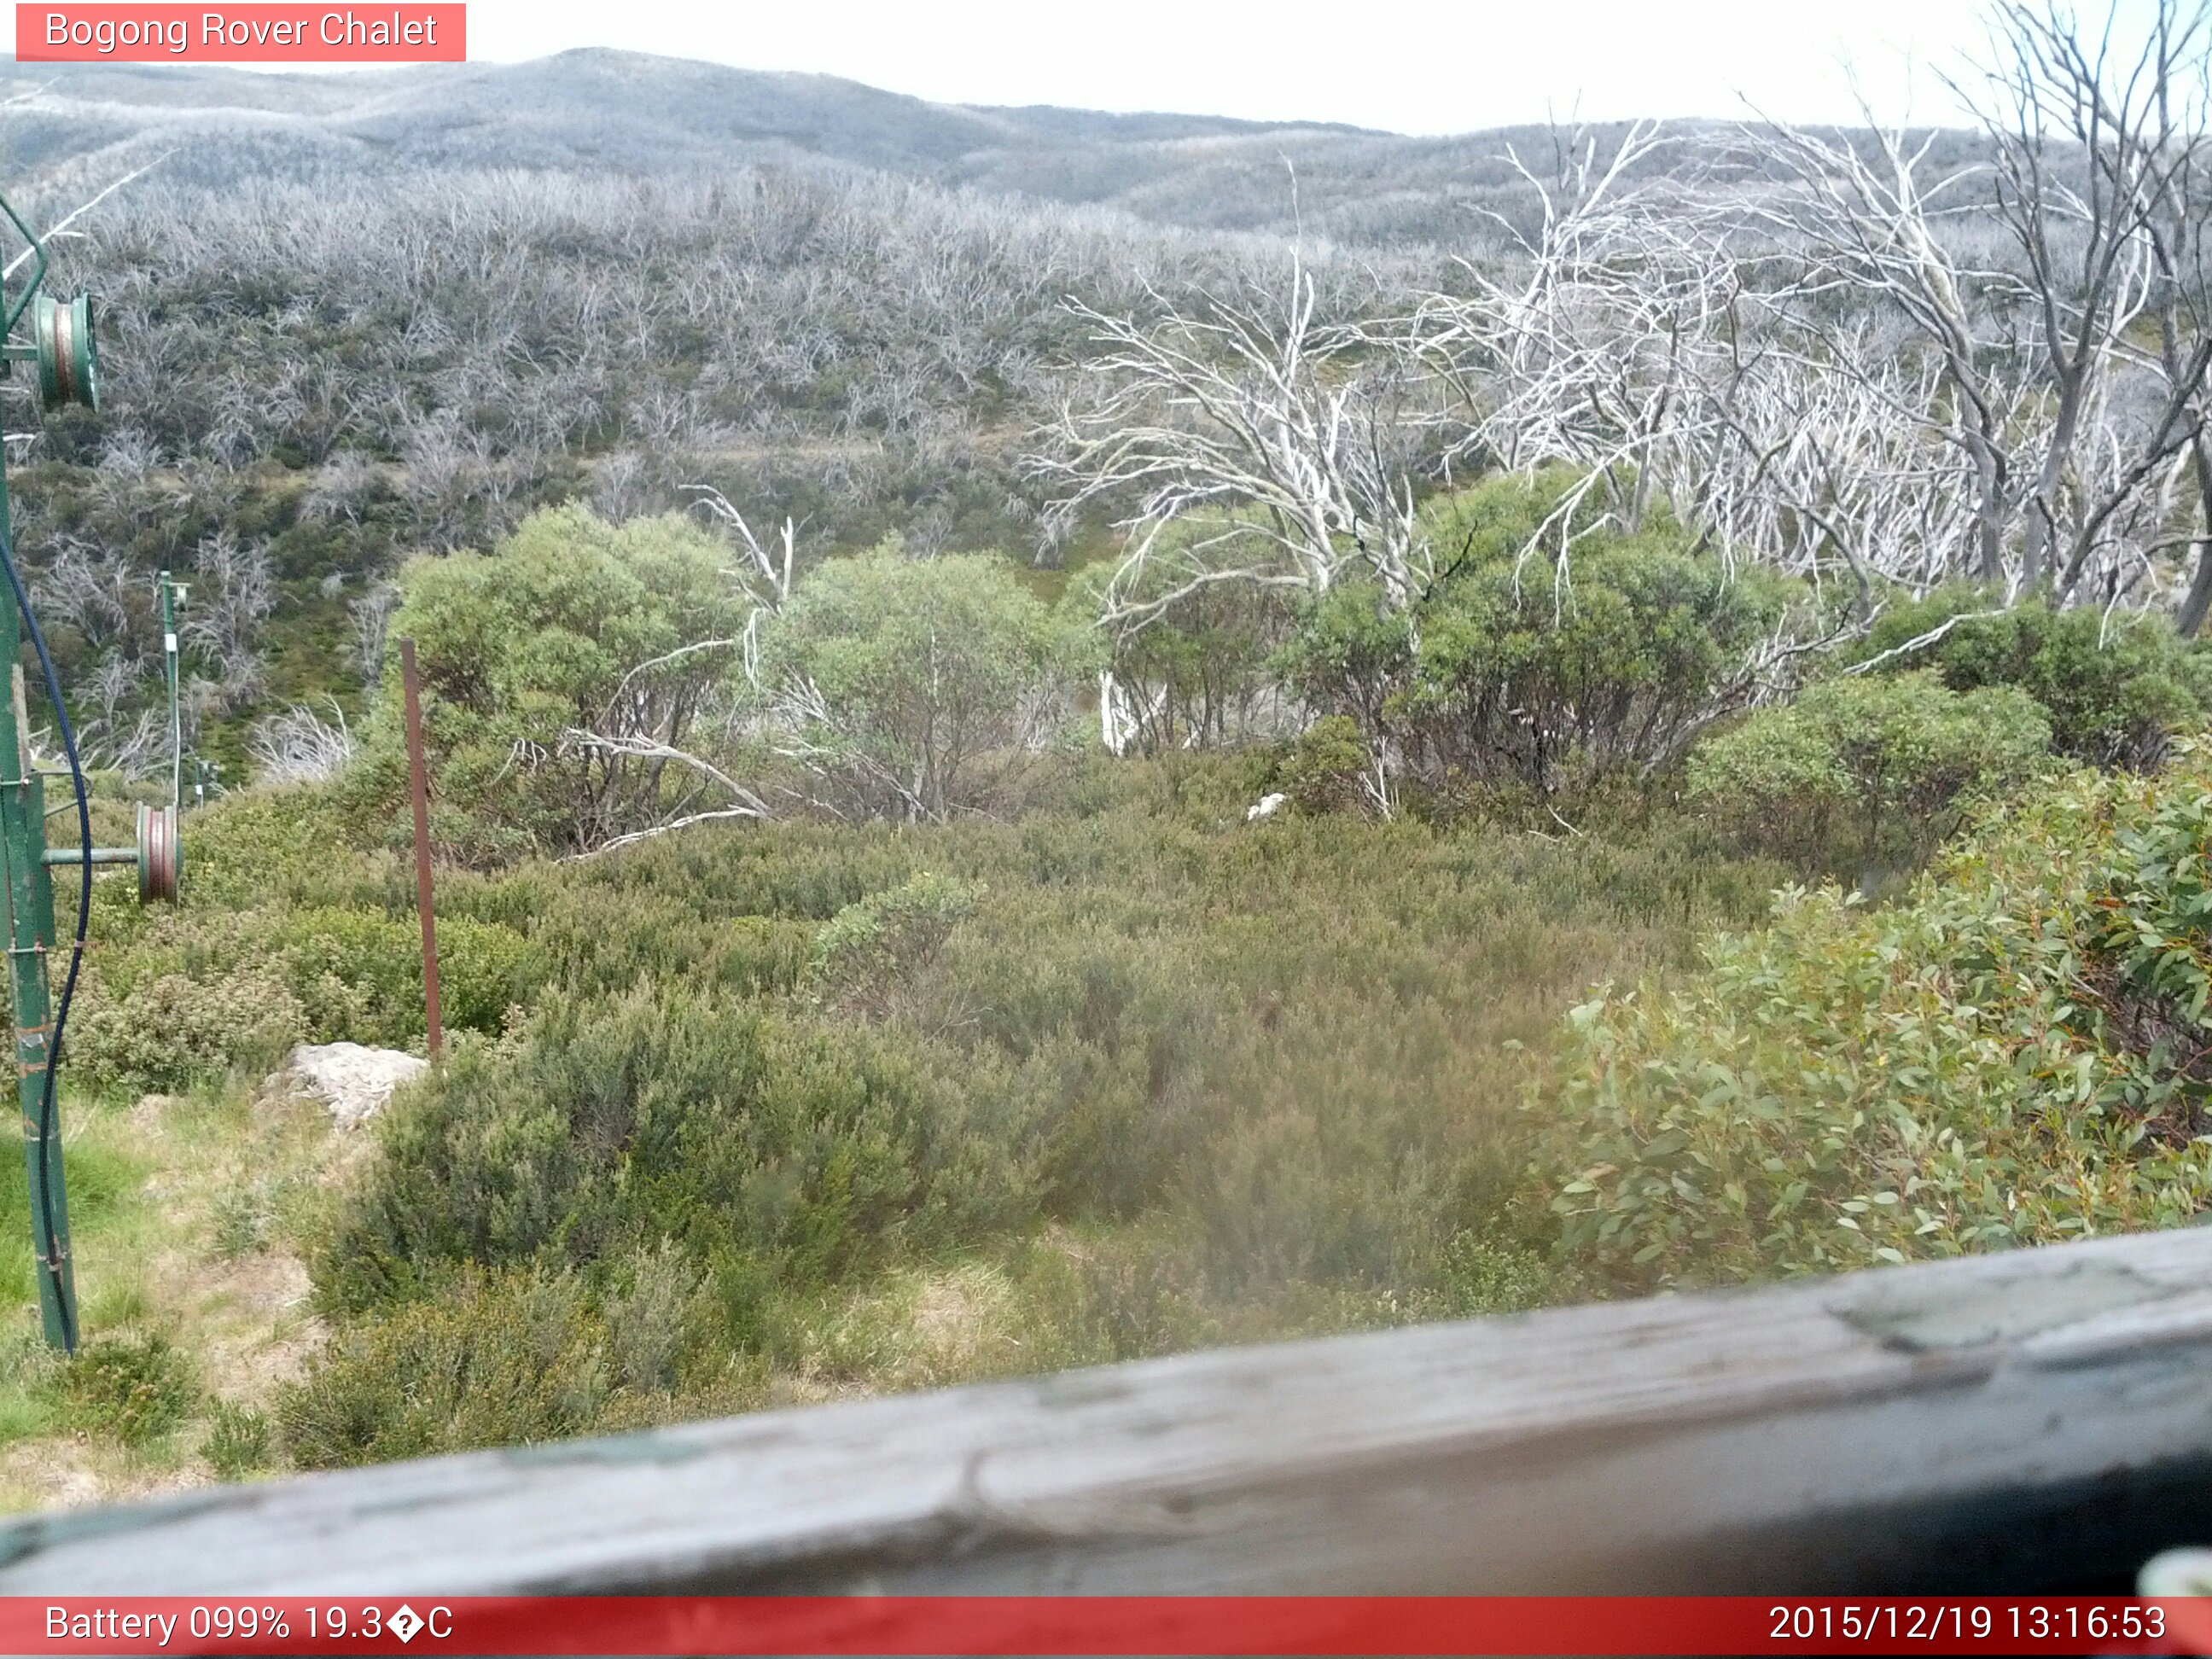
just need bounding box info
[0,1080,342,1509]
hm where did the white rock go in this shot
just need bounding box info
[279,1042,428,1128]
[1246,792,1288,822]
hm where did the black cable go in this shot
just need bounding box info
[0,521,84,1354]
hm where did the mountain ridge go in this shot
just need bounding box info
[0,47,1713,242]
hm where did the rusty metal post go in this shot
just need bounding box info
[399,638,443,1058]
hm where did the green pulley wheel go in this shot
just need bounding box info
[136,803,178,904]
[33,293,96,413]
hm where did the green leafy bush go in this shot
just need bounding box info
[352,505,749,860]
[268,907,423,1046]
[436,916,542,1033]
[315,983,1040,1322]
[78,896,538,1081]
[70,969,306,1094]
[265,907,540,1044]
[1062,522,1294,752]
[1852,590,2212,769]
[761,538,1080,819]
[1276,585,1412,744]
[202,1400,272,1480]
[810,871,982,1016]
[57,1333,198,1447]
[1280,473,1805,797]
[598,1241,710,1394]
[1685,672,2052,876]
[173,789,361,912]
[279,1269,611,1468]
[1541,746,2212,1290]
[1438,1233,1563,1317]
[1272,715,1374,817]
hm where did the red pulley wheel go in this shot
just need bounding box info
[136,803,179,904]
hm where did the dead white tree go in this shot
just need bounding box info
[1406,121,1722,556]
[348,581,399,688]
[1735,115,2029,588]
[1394,124,1936,614]
[1418,44,2206,622]
[684,486,796,686]
[1033,258,1442,627]
[247,699,355,785]
[1941,0,2212,626]
[1732,0,2211,613]
[1683,314,1990,610]
[1959,0,2212,604]
[182,530,273,708]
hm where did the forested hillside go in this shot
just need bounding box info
[7,2,2212,1513]
[0,49,1750,238]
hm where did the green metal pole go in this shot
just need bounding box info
[161,573,179,811]
[0,463,72,1351]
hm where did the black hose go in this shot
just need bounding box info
[0,521,84,1354]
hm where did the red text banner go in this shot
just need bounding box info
[2,1596,2209,1656]
[17,5,464,61]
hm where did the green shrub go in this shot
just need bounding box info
[177,788,358,911]
[1438,1233,1561,1317]
[1040,1230,1218,1363]
[1062,525,1294,752]
[278,1269,609,1468]
[437,915,542,1033]
[1277,584,1413,743]
[57,1333,198,1447]
[810,871,982,1016]
[1279,472,1805,796]
[352,505,749,861]
[1272,716,1373,817]
[268,907,422,1045]
[1685,672,2052,876]
[760,538,1080,819]
[265,906,539,1043]
[1541,745,2212,1290]
[1851,590,2212,769]
[314,983,1040,1320]
[70,969,306,1093]
[202,1400,271,1480]
[598,1241,709,1394]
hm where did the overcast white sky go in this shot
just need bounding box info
[410,0,2007,133]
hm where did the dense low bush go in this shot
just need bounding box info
[280,1268,617,1467]
[72,902,538,1091]
[1541,744,2212,1289]
[1280,473,1807,798]
[347,504,749,862]
[1851,589,2212,769]
[1685,672,2052,877]
[317,983,1042,1324]
[60,784,543,1091]
[759,537,1086,819]
[809,871,984,1016]
[57,1333,198,1448]
[70,968,306,1096]
[1065,519,1298,754]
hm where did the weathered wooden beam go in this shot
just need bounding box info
[9,1228,2212,1593]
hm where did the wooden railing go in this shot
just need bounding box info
[7,1227,2212,1593]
